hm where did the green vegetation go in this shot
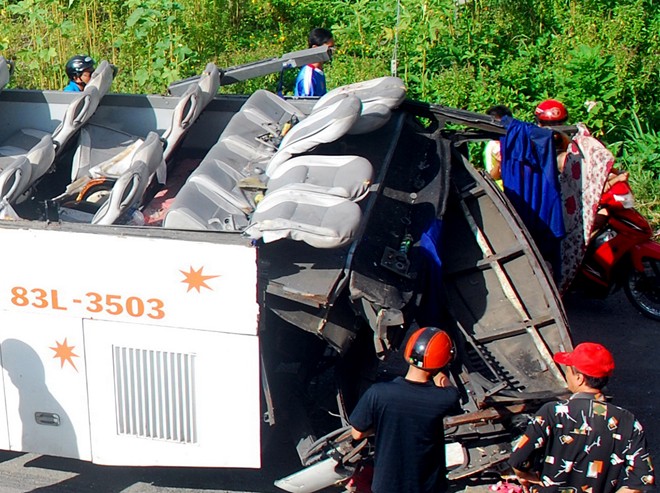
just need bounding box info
[617,114,660,230]
[0,0,658,223]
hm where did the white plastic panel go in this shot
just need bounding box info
[0,228,258,335]
[84,319,260,467]
[0,311,91,459]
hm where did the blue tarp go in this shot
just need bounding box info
[500,116,565,279]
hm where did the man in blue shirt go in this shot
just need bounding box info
[63,55,95,92]
[350,327,460,493]
[294,28,334,97]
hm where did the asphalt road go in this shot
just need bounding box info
[0,289,656,493]
[562,289,659,457]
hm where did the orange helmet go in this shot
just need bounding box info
[534,99,568,125]
[404,327,454,370]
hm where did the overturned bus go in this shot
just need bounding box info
[0,51,571,490]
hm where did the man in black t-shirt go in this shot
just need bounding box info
[350,327,460,493]
[509,342,655,492]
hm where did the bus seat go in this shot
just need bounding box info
[189,159,253,213]
[197,62,221,108]
[313,76,406,135]
[163,180,251,231]
[0,60,115,162]
[0,135,57,204]
[91,132,165,225]
[244,185,362,249]
[267,155,373,201]
[161,63,219,162]
[51,86,102,151]
[73,124,145,181]
[83,60,116,100]
[0,156,31,203]
[72,63,216,182]
[266,94,361,175]
[211,90,304,171]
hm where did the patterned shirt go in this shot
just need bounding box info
[509,392,655,492]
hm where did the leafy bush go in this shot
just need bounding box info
[618,113,660,229]
[0,0,657,223]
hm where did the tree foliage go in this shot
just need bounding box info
[0,0,658,165]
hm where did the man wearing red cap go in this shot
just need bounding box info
[509,342,654,492]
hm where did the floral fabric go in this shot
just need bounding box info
[558,124,613,293]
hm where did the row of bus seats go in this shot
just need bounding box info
[163,76,406,249]
[0,60,116,205]
[59,63,220,225]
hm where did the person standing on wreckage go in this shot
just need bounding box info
[509,342,655,493]
[349,327,460,493]
[294,28,334,97]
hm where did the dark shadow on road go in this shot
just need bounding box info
[563,289,659,456]
[24,427,302,492]
[0,451,24,464]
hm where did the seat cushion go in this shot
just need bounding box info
[267,155,373,200]
[245,185,362,248]
[0,128,51,156]
[164,180,250,231]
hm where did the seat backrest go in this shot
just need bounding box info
[161,63,220,162]
[242,90,305,130]
[25,134,57,182]
[91,161,148,226]
[197,62,220,108]
[84,60,116,98]
[265,94,362,175]
[51,88,100,150]
[0,135,56,204]
[0,57,11,92]
[91,132,165,225]
[313,76,406,111]
[0,155,31,203]
[161,84,202,162]
[139,131,167,182]
[52,60,115,152]
[210,90,305,156]
[313,77,406,135]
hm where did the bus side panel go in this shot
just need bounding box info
[0,229,258,334]
[0,312,90,459]
[0,227,260,466]
[85,319,261,467]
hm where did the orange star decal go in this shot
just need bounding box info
[50,339,79,371]
[180,266,219,293]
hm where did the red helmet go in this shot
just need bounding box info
[404,327,454,370]
[534,99,568,125]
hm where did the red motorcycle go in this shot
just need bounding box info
[577,177,660,320]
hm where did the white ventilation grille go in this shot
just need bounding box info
[113,346,197,443]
